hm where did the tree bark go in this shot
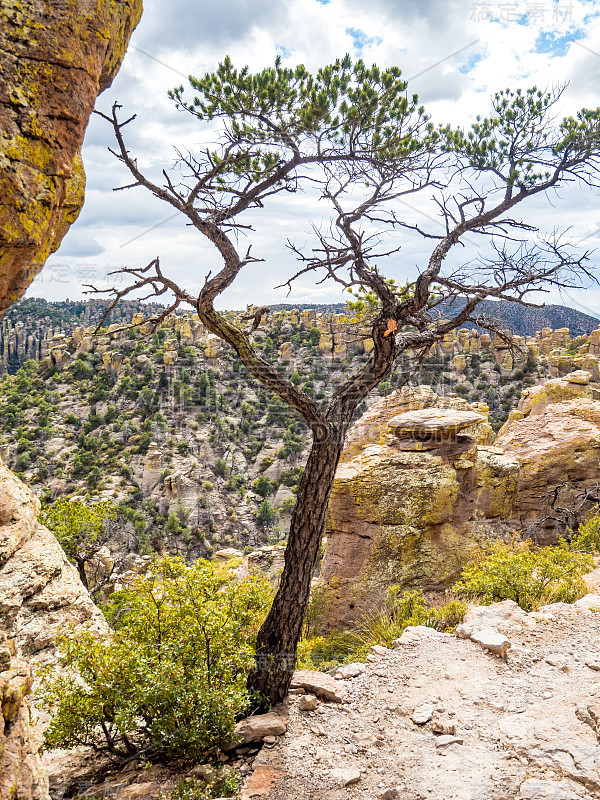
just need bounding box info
[247,431,344,707]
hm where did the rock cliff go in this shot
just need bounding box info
[0,5,139,793]
[321,377,600,628]
[0,0,143,317]
[0,459,108,800]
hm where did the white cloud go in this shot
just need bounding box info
[34,0,600,316]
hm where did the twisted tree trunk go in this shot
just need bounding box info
[247,432,345,707]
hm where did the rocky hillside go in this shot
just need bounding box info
[2,301,599,561]
[0,299,167,374]
[0,304,564,561]
[3,299,598,375]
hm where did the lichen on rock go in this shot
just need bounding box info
[320,377,600,628]
[0,0,143,317]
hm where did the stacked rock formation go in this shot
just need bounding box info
[321,375,600,628]
[0,0,143,316]
[320,388,519,629]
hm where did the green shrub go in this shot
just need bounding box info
[212,459,228,477]
[571,512,600,553]
[279,497,297,516]
[453,538,592,611]
[354,590,466,650]
[40,556,272,762]
[168,770,240,800]
[252,476,274,498]
[298,589,465,670]
[297,630,360,672]
[15,452,30,471]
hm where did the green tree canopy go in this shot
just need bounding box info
[41,499,117,590]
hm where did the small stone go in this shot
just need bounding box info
[470,629,511,659]
[299,694,318,712]
[586,660,600,671]
[412,703,434,725]
[564,370,591,385]
[329,767,361,786]
[430,717,456,735]
[435,734,464,748]
[291,669,347,703]
[335,662,364,678]
[232,712,287,745]
[380,788,402,800]
[353,733,378,749]
[370,644,391,656]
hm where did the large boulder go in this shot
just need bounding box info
[319,390,520,629]
[510,373,598,421]
[0,459,109,800]
[495,398,600,542]
[341,385,494,461]
[0,0,143,316]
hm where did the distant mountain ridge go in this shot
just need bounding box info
[4,297,599,340]
[441,299,599,338]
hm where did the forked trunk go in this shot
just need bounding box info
[247,432,344,707]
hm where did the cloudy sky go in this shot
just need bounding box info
[34,0,600,316]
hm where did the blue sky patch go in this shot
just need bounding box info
[458,51,484,75]
[346,27,382,51]
[534,28,585,57]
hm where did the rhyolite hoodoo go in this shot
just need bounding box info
[320,373,600,628]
